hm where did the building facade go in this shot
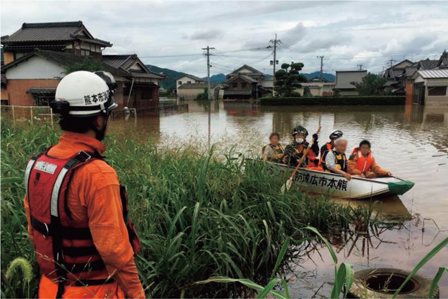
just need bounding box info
[223,65,266,99]
[411,70,448,106]
[333,70,367,95]
[175,74,203,94]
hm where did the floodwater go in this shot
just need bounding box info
[110,100,448,297]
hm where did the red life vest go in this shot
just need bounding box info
[25,149,140,296]
[351,147,374,173]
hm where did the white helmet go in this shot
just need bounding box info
[52,71,118,117]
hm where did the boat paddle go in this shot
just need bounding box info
[281,146,311,194]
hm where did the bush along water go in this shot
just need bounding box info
[1,120,442,298]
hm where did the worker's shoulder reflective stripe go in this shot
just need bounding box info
[50,167,70,217]
[25,158,38,203]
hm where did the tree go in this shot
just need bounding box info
[274,62,308,97]
[351,73,386,96]
[65,57,105,74]
[303,86,313,97]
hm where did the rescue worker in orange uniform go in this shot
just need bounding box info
[320,129,343,170]
[23,71,145,299]
[348,139,392,178]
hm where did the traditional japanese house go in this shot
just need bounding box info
[103,54,165,109]
[223,65,266,99]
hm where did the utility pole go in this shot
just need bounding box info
[317,56,324,81]
[202,46,215,101]
[357,64,363,70]
[269,34,282,96]
[388,58,396,68]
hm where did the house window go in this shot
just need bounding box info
[428,86,447,96]
[178,81,182,85]
[81,50,90,56]
[232,82,238,88]
[241,82,247,88]
[33,94,55,106]
[187,81,191,84]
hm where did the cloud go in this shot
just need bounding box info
[298,34,353,54]
[190,29,224,41]
[280,23,307,49]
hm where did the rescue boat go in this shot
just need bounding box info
[268,162,415,200]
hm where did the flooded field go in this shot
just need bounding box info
[110,100,448,297]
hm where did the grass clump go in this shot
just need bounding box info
[1,120,371,298]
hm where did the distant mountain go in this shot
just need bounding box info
[145,65,186,89]
[145,65,335,89]
[302,71,335,82]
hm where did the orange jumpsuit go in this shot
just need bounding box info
[24,131,145,299]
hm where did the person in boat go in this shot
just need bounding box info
[262,132,284,163]
[348,139,392,178]
[282,126,319,167]
[320,129,343,170]
[323,138,352,181]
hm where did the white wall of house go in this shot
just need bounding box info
[177,88,204,100]
[176,76,202,92]
[335,71,366,90]
[6,56,66,79]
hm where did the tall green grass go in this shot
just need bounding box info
[0,121,386,298]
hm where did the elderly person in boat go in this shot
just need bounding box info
[262,132,284,163]
[323,138,351,181]
[348,139,392,178]
[320,129,343,170]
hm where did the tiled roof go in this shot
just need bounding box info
[226,73,258,84]
[26,87,57,94]
[1,21,111,47]
[403,66,417,77]
[179,74,204,82]
[417,59,439,70]
[230,64,264,76]
[103,54,166,79]
[2,49,129,78]
[437,50,448,69]
[417,69,448,79]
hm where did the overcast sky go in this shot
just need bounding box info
[2,1,448,77]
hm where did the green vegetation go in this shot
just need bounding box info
[260,96,406,106]
[274,62,308,97]
[1,121,444,298]
[351,73,387,96]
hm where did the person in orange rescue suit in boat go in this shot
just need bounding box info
[319,129,343,170]
[348,139,392,178]
[282,126,320,168]
[323,138,352,181]
[23,71,145,299]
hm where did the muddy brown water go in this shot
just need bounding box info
[110,100,448,297]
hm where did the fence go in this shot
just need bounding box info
[1,105,56,125]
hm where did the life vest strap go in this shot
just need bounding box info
[31,218,93,240]
[62,246,99,258]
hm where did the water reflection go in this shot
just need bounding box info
[109,101,448,297]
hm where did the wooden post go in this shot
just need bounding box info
[50,108,54,127]
[30,107,33,126]
[12,105,15,125]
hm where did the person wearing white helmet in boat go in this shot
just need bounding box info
[320,129,343,170]
[323,138,352,181]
